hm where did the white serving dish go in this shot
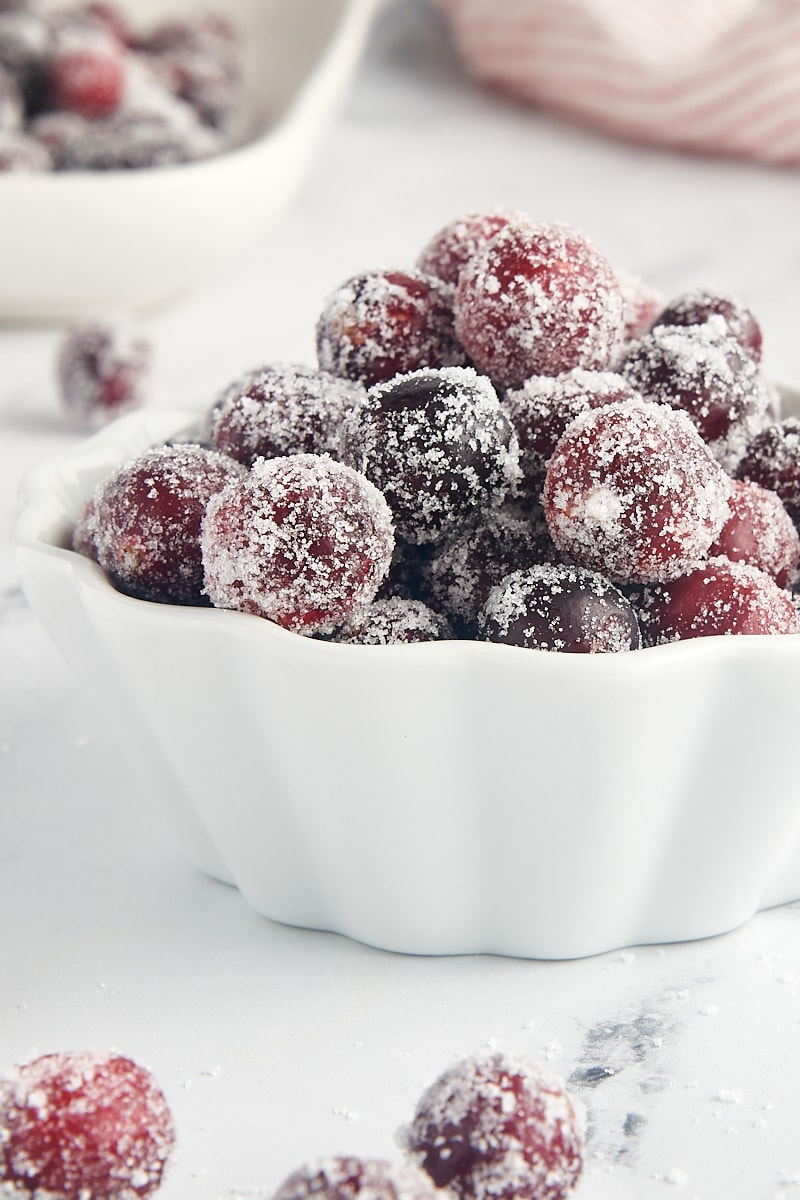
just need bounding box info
[13,398,800,960]
[0,0,377,321]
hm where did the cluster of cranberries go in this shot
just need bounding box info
[0,0,245,172]
[73,208,800,650]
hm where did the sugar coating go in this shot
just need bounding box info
[403,1052,585,1200]
[709,479,800,588]
[201,453,395,635]
[454,220,625,388]
[0,1050,175,1199]
[621,319,771,472]
[316,268,467,388]
[639,557,800,644]
[736,416,800,528]
[417,208,529,287]
[331,596,452,645]
[652,287,762,363]
[340,365,521,545]
[92,443,244,604]
[478,563,641,653]
[273,1156,439,1200]
[208,362,365,466]
[543,398,732,584]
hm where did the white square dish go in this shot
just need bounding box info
[0,0,377,321]
[13,392,800,960]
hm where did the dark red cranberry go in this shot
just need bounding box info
[417,208,528,286]
[454,220,624,387]
[736,417,800,528]
[201,453,395,634]
[316,269,467,389]
[709,478,800,588]
[273,1157,439,1200]
[339,366,520,545]
[58,322,151,428]
[543,399,732,584]
[478,563,641,652]
[653,288,762,363]
[47,44,125,118]
[93,444,245,605]
[0,1050,175,1199]
[639,557,800,643]
[405,1053,585,1200]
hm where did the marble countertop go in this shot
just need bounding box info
[3,3,800,1198]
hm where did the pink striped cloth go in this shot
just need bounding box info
[436,0,800,166]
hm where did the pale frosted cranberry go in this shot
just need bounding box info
[653,288,762,363]
[615,268,664,343]
[736,417,800,528]
[417,208,529,286]
[58,321,151,428]
[273,1157,439,1200]
[332,596,452,644]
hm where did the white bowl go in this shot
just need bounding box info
[0,0,377,321]
[13,395,800,960]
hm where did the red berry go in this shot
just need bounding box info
[736,416,800,528]
[653,288,762,363]
[58,322,151,428]
[417,208,528,287]
[615,268,664,343]
[405,1053,585,1200]
[709,478,800,588]
[639,557,800,644]
[454,220,624,387]
[0,1050,175,1199]
[48,45,125,118]
[273,1157,439,1200]
[316,269,467,388]
[201,453,395,634]
[543,398,732,584]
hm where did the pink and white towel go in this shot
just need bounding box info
[436,0,800,166]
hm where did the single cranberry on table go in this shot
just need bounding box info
[543,398,732,584]
[57,321,151,428]
[652,287,763,363]
[709,478,800,589]
[0,1049,175,1200]
[403,1052,585,1200]
[273,1157,440,1200]
[316,268,467,389]
[416,207,529,287]
[201,453,395,635]
[454,220,625,388]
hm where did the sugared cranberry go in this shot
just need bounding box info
[273,1157,439,1200]
[57,107,215,169]
[709,479,800,588]
[639,557,800,644]
[201,453,395,634]
[316,269,467,389]
[404,1053,585,1200]
[339,366,520,545]
[57,321,151,428]
[332,596,452,644]
[454,220,625,387]
[620,321,770,470]
[478,563,641,652]
[0,1050,175,1199]
[208,363,364,466]
[736,417,800,528]
[425,505,556,634]
[417,208,529,286]
[615,268,664,343]
[93,443,245,605]
[71,491,99,559]
[0,127,50,168]
[47,44,125,118]
[543,399,732,583]
[502,368,637,498]
[653,288,762,363]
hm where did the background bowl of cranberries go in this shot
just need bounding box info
[14,209,800,960]
[0,0,376,320]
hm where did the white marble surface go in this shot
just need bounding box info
[3,3,800,1198]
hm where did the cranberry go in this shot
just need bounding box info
[615,268,664,343]
[0,127,50,168]
[502,367,637,498]
[339,366,520,545]
[709,479,800,588]
[57,321,151,428]
[209,363,364,466]
[47,44,125,118]
[639,557,800,643]
[0,1050,175,1199]
[653,288,762,363]
[316,269,467,389]
[425,505,557,634]
[72,491,99,559]
[478,563,641,652]
[736,417,800,528]
[332,596,452,644]
[93,443,245,605]
[201,453,395,634]
[620,321,770,470]
[417,208,529,286]
[454,220,624,387]
[543,399,732,584]
[59,108,213,169]
[404,1052,585,1200]
[273,1157,439,1200]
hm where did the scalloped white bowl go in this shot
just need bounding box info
[13,398,800,959]
[0,0,377,321]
